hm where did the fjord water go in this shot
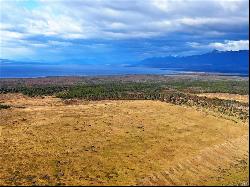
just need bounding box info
[0,64,182,78]
[1,64,248,78]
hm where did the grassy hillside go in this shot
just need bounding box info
[0,96,248,185]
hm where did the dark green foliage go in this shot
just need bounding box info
[164,80,249,95]
[56,83,162,100]
[0,85,69,97]
[0,104,11,109]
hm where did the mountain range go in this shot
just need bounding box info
[1,50,249,76]
[138,50,249,75]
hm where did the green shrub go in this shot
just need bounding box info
[0,104,11,109]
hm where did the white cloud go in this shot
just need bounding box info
[188,40,249,51]
[0,30,24,41]
[209,40,249,51]
[0,0,249,59]
[1,0,248,40]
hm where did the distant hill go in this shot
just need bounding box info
[139,50,249,74]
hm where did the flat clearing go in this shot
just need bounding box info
[197,93,249,103]
[0,94,249,185]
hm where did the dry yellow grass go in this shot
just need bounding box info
[0,94,249,186]
[197,93,249,103]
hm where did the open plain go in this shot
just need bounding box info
[0,93,248,186]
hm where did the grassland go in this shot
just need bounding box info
[0,75,249,186]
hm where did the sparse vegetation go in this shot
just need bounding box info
[0,75,248,96]
[0,85,69,97]
[165,79,249,95]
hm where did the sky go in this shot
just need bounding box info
[0,0,249,64]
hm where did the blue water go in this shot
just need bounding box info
[0,64,184,78]
[0,64,248,78]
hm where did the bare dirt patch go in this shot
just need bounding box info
[0,94,248,185]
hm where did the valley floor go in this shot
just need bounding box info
[0,94,249,185]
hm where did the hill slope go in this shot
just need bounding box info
[0,95,248,185]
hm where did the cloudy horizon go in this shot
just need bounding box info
[0,0,249,64]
